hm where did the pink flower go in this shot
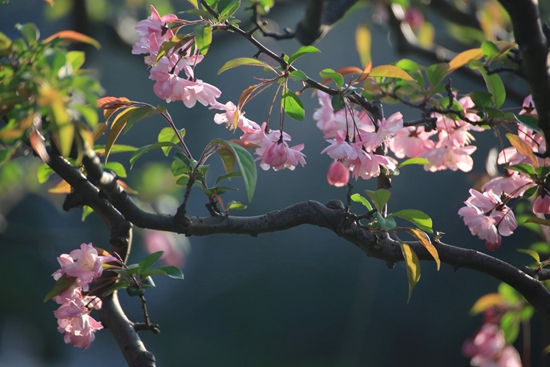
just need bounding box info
[360,112,403,151]
[520,94,537,117]
[210,101,260,132]
[434,96,483,147]
[458,189,517,250]
[533,189,550,214]
[404,7,424,30]
[327,161,350,187]
[481,171,534,198]
[321,130,361,161]
[143,229,186,268]
[152,72,221,107]
[257,139,306,171]
[313,91,373,138]
[388,125,436,158]
[61,243,114,291]
[463,323,522,367]
[349,150,397,180]
[422,144,476,172]
[132,5,179,56]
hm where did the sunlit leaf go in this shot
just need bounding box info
[287,45,320,65]
[355,23,371,66]
[525,217,550,227]
[350,193,373,211]
[138,251,164,275]
[48,179,71,194]
[447,48,483,73]
[129,142,177,168]
[194,24,212,55]
[500,311,520,344]
[399,242,421,302]
[44,30,101,49]
[469,60,506,108]
[470,293,505,315]
[397,157,432,168]
[426,63,449,86]
[369,65,413,80]
[227,201,247,210]
[506,163,535,176]
[218,57,272,74]
[319,68,344,89]
[365,189,391,212]
[105,106,140,162]
[392,210,433,233]
[81,205,93,221]
[517,248,541,263]
[15,23,39,45]
[281,89,304,121]
[104,161,127,178]
[407,228,439,270]
[506,133,538,167]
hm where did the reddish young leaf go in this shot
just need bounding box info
[44,30,101,50]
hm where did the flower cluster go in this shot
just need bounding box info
[211,102,307,171]
[462,309,522,367]
[132,6,221,108]
[51,243,117,349]
[389,96,482,172]
[459,95,550,249]
[314,91,401,186]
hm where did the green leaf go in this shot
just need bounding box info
[469,60,506,108]
[227,201,247,210]
[288,70,309,82]
[126,287,144,297]
[522,186,538,199]
[215,171,242,185]
[369,65,414,80]
[391,209,433,233]
[425,63,449,86]
[396,157,432,169]
[470,293,505,315]
[142,265,184,279]
[498,282,521,304]
[525,217,550,227]
[365,189,391,212]
[350,193,373,211]
[37,163,55,183]
[500,311,520,344]
[66,51,85,71]
[140,276,156,289]
[102,279,130,297]
[138,251,164,274]
[287,45,320,64]
[218,57,271,74]
[81,205,93,221]
[212,139,257,202]
[105,106,140,162]
[399,242,421,302]
[157,126,183,155]
[44,274,76,302]
[375,212,396,230]
[331,95,346,111]
[517,248,541,263]
[481,41,500,61]
[194,24,212,55]
[218,0,240,19]
[15,23,39,45]
[319,68,344,89]
[129,142,177,168]
[281,89,305,121]
[515,114,540,133]
[103,161,127,178]
[506,163,535,177]
[469,91,494,110]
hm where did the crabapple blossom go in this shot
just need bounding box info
[143,229,186,268]
[520,94,537,117]
[350,151,397,180]
[462,323,521,367]
[434,96,483,147]
[257,139,306,171]
[313,91,373,138]
[132,5,178,56]
[481,171,534,198]
[458,189,518,250]
[388,125,436,158]
[360,112,403,151]
[210,101,260,132]
[533,189,550,214]
[422,144,476,172]
[327,161,350,187]
[60,243,116,291]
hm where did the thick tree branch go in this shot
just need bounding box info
[499,0,550,151]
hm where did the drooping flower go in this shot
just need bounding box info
[360,111,403,151]
[422,144,476,172]
[481,171,534,198]
[58,243,116,291]
[327,161,350,187]
[463,323,522,367]
[132,5,179,56]
[210,101,260,132]
[533,188,550,214]
[257,139,306,171]
[388,125,436,158]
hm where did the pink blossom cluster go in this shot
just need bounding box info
[314,91,401,186]
[132,6,221,107]
[463,314,522,367]
[459,95,550,250]
[389,95,482,173]
[211,102,307,171]
[51,243,117,349]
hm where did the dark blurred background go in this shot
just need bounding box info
[0,0,543,366]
